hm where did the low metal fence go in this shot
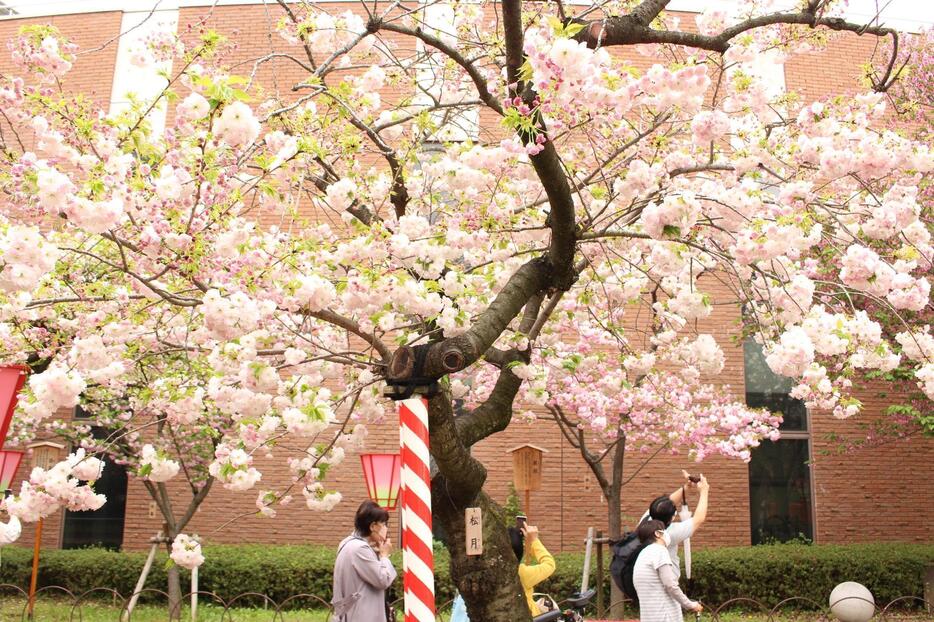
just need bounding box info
[594,595,931,621]
[0,583,928,620]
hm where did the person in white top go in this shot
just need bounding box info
[632,519,703,622]
[640,471,710,578]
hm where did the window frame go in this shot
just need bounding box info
[743,338,817,544]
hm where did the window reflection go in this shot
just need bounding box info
[744,340,807,431]
[749,439,813,544]
[744,339,814,544]
[63,408,127,550]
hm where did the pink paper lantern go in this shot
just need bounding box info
[0,450,24,492]
[360,453,401,510]
[0,365,28,449]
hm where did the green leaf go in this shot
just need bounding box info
[662,224,681,238]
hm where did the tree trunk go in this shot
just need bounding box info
[165,541,182,621]
[425,392,531,621]
[606,434,627,619]
[605,482,626,619]
[434,481,531,621]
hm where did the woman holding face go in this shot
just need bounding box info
[331,500,397,621]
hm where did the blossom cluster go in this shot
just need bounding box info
[170,534,205,570]
[5,457,105,524]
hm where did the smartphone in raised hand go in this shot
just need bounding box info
[515,515,527,530]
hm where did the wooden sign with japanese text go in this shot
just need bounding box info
[465,507,482,555]
[509,444,546,492]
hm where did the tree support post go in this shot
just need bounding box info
[191,565,198,621]
[596,530,604,617]
[122,531,164,622]
[385,343,443,622]
[26,518,41,620]
[581,527,594,592]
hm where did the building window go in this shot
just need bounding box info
[61,409,128,550]
[744,340,814,544]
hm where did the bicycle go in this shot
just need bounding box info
[531,587,596,622]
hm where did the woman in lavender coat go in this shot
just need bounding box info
[331,500,397,621]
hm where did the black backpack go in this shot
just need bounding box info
[609,531,649,603]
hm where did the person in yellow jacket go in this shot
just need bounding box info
[509,523,556,616]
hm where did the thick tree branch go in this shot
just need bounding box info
[143,480,174,532]
[577,8,899,90]
[501,0,525,94]
[427,390,488,505]
[611,432,625,497]
[531,143,578,288]
[456,350,528,448]
[175,477,214,534]
[388,257,550,379]
[459,290,543,440]
[519,293,544,334]
[500,0,578,289]
[630,0,672,26]
[528,294,561,342]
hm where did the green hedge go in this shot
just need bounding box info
[687,543,934,607]
[0,544,454,606]
[0,542,930,610]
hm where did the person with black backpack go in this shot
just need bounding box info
[632,520,703,621]
[610,471,709,604]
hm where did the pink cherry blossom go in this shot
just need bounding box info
[213,101,261,147]
[139,444,181,483]
[171,534,205,570]
[178,92,210,121]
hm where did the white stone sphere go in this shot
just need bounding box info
[829,582,875,622]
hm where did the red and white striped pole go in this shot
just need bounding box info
[398,397,435,622]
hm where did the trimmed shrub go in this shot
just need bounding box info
[536,542,934,610]
[687,542,934,607]
[0,541,930,610]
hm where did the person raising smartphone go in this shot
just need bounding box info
[508,521,556,616]
[642,470,710,579]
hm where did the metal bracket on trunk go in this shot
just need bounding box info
[383,343,441,400]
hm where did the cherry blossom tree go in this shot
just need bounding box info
[0,1,931,620]
[533,290,781,614]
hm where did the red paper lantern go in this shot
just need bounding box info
[0,365,28,449]
[360,453,401,510]
[0,449,23,492]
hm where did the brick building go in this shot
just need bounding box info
[1,1,931,556]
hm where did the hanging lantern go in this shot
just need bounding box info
[359,453,401,510]
[0,450,23,492]
[0,365,28,449]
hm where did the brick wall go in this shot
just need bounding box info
[2,6,931,555]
